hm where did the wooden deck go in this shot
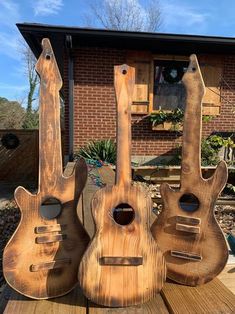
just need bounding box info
[218,265,235,295]
[1,164,235,313]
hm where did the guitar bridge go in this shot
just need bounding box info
[176,215,201,233]
[176,215,201,225]
[99,256,143,266]
[171,250,202,261]
[35,224,65,233]
[35,234,67,244]
[35,224,67,243]
[30,258,71,271]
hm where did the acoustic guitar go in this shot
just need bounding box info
[151,54,228,286]
[79,64,166,307]
[3,38,90,299]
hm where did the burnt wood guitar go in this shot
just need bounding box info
[78,64,166,307]
[151,54,228,286]
[3,38,90,299]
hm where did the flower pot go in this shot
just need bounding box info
[152,122,183,131]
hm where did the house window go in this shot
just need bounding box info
[127,51,222,116]
[153,60,189,111]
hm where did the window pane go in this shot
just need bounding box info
[153,60,189,111]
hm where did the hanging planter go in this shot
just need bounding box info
[152,121,183,131]
[150,108,184,132]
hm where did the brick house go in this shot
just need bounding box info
[17,23,235,164]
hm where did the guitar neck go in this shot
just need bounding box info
[36,39,63,191]
[114,65,135,186]
[181,55,205,184]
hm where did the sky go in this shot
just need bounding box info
[0,0,235,106]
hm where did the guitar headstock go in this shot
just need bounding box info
[182,54,205,98]
[114,64,135,104]
[35,38,62,90]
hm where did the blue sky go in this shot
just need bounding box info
[0,0,235,106]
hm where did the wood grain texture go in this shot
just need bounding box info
[79,64,166,307]
[88,294,169,313]
[3,285,87,314]
[161,278,235,314]
[3,38,90,299]
[218,265,235,295]
[151,54,228,286]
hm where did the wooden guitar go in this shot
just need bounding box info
[151,54,228,286]
[78,64,166,307]
[3,38,90,299]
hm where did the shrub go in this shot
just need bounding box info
[75,139,116,164]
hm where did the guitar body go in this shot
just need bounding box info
[79,64,165,307]
[79,184,165,306]
[4,159,89,299]
[3,39,90,299]
[151,55,228,286]
[152,170,228,286]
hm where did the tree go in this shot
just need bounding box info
[22,110,39,129]
[20,41,39,113]
[20,41,39,129]
[0,97,25,129]
[86,0,162,32]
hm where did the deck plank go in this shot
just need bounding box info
[218,264,235,295]
[161,278,235,314]
[3,286,87,314]
[88,294,169,313]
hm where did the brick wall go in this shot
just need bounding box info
[63,48,235,158]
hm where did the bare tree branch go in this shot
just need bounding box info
[19,39,39,113]
[85,0,163,32]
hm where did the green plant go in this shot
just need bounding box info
[201,135,235,166]
[75,139,116,164]
[150,110,167,126]
[202,115,214,123]
[166,108,184,124]
[22,110,39,129]
[167,135,235,166]
[150,108,184,126]
[224,183,235,195]
[201,138,220,166]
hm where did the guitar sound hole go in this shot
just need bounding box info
[113,203,135,226]
[179,194,200,212]
[40,198,62,220]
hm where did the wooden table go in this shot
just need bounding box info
[1,164,235,313]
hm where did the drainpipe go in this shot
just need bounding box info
[66,35,74,161]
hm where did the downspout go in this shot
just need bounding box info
[66,35,74,161]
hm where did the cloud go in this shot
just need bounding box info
[0,82,28,91]
[161,1,209,33]
[33,0,63,16]
[0,32,21,60]
[0,82,28,104]
[0,0,20,28]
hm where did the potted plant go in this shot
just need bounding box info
[150,108,184,131]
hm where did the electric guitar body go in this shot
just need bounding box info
[3,38,90,299]
[151,55,228,286]
[79,64,166,307]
